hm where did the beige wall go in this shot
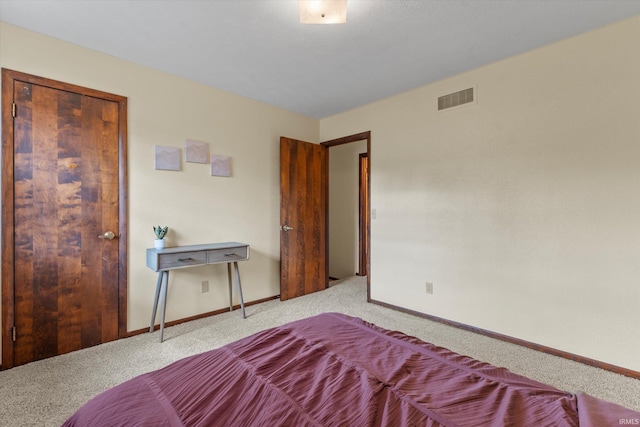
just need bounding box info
[0,22,319,356]
[321,16,640,371]
[2,16,639,373]
[328,140,367,278]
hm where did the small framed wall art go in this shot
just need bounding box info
[210,155,231,177]
[154,145,181,171]
[185,139,210,164]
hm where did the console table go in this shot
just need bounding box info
[146,242,249,342]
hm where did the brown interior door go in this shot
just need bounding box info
[2,69,127,368]
[280,137,328,300]
[358,153,369,276]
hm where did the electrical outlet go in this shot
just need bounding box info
[425,282,433,294]
[201,280,210,293]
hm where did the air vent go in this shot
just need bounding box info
[438,87,474,111]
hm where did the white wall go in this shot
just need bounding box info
[0,22,319,357]
[320,16,640,371]
[328,140,367,278]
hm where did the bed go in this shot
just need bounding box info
[63,312,639,426]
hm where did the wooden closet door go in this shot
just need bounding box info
[2,70,127,368]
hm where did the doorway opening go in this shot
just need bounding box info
[322,131,371,298]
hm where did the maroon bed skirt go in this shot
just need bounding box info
[63,312,639,426]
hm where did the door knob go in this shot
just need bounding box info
[281,225,293,232]
[98,231,116,240]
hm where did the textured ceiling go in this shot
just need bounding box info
[1,1,639,118]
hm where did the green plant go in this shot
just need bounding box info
[153,226,168,240]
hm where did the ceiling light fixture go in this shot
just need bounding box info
[299,0,347,24]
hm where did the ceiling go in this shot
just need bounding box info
[1,1,639,119]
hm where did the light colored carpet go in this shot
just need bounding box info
[0,276,638,426]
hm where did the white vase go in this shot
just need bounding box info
[154,239,166,250]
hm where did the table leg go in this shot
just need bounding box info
[234,262,246,319]
[159,271,169,342]
[227,263,233,312]
[149,271,164,333]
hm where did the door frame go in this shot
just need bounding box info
[321,131,371,301]
[1,68,129,369]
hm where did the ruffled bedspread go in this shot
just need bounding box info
[62,312,640,426]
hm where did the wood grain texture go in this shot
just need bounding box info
[2,69,128,369]
[98,98,120,343]
[30,82,60,362]
[358,153,369,277]
[280,137,328,300]
[2,69,16,367]
[56,90,83,355]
